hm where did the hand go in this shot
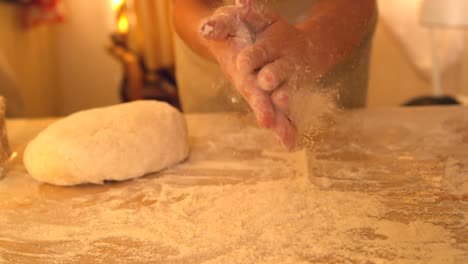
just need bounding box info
[199,1,277,130]
[200,0,323,149]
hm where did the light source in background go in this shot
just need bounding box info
[405,0,468,106]
[118,13,129,34]
[112,0,125,11]
[109,0,129,47]
[107,0,180,108]
[113,0,129,34]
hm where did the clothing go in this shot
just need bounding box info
[174,0,374,113]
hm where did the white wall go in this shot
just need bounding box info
[55,0,121,115]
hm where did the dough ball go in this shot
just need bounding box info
[24,101,189,186]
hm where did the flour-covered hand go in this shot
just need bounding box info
[200,0,323,149]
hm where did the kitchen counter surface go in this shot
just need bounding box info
[0,107,467,263]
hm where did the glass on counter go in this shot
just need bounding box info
[0,97,11,180]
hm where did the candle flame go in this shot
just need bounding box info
[118,14,129,33]
[112,0,125,11]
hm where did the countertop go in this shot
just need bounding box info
[0,107,467,263]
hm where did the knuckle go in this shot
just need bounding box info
[254,45,268,59]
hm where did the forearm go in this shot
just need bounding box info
[173,0,221,59]
[297,0,377,73]
[173,0,377,72]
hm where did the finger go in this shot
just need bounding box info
[257,59,290,91]
[236,0,279,32]
[271,88,289,114]
[239,76,276,128]
[237,42,279,74]
[200,14,236,40]
[199,5,244,40]
[273,110,297,150]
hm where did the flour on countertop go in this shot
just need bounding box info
[0,149,464,263]
[1,113,467,263]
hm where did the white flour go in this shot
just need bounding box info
[1,113,467,263]
[0,149,464,263]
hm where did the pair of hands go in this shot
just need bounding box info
[199,0,319,150]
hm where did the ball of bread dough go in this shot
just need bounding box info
[24,101,189,186]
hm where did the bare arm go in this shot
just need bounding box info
[297,0,377,73]
[172,0,377,149]
[173,0,221,59]
[173,0,377,65]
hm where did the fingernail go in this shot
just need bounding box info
[279,91,289,105]
[265,73,273,83]
[275,129,290,149]
[273,90,289,107]
[281,131,296,151]
[259,73,276,91]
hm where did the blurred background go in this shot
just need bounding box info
[1,0,468,117]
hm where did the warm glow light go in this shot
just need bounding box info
[8,152,18,162]
[118,14,129,33]
[112,0,125,11]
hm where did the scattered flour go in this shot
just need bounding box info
[0,149,464,263]
[1,113,467,263]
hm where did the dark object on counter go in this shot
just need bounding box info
[0,97,11,166]
[402,96,460,106]
[107,41,181,110]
